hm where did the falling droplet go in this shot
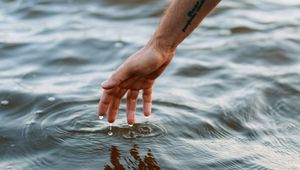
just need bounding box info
[144,116,149,124]
[48,97,55,102]
[99,115,103,120]
[1,100,9,105]
[25,120,36,125]
[128,124,135,138]
[108,123,113,136]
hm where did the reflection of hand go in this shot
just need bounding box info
[104,145,160,169]
[98,42,175,124]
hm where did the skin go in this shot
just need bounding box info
[99,0,221,125]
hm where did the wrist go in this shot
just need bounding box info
[146,34,177,59]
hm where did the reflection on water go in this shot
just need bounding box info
[1,0,300,169]
[104,145,160,170]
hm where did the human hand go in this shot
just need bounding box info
[98,42,175,125]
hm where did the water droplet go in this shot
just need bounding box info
[144,116,149,123]
[99,116,103,120]
[1,100,9,105]
[108,123,113,136]
[48,97,55,102]
[35,110,44,114]
[6,166,12,169]
[114,42,124,48]
[25,120,36,125]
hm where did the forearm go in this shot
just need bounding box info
[147,0,221,52]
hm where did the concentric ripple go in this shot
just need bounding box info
[111,123,166,140]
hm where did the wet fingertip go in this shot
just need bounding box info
[107,118,115,124]
[127,119,135,126]
[144,112,151,117]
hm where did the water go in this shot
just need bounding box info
[1,0,300,169]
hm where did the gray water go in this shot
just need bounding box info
[1,0,300,169]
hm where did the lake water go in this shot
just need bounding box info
[1,0,300,169]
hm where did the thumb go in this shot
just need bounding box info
[101,65,132,89]
[101,79,118,89]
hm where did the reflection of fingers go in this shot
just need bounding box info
[98,90,112,116]
[126,90,139,125]
[143,87,152,117]
[130,146,142,161]
[107,88,127,123]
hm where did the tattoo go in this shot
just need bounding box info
[182,0,206,33]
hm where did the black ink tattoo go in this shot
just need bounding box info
[182,0,206,33]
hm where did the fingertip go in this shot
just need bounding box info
[143,103,152,117]
[101,79,116,89]
[144,112,151,117]
[107,108,118,124]
[98,102,108,117]
[126,110,135,125]
[127,119,135,125]
[107,116,115,123]
[98,111,105,117]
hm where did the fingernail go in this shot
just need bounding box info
[101,79,115,89]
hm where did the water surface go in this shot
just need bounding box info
[1,0,300,169]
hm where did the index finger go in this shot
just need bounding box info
[98,89,114,117]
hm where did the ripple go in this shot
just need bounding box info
[21,98,167,153]
[231,40,297,65]
[174,64,222,77]
[229,26,259,34]
[119,123,166,140]
[46,56,90,66]
[61,121,166,140]
[1,0,300,169]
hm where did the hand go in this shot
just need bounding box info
[98,42,175,125]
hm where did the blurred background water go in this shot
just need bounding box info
[1,0,300,169]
